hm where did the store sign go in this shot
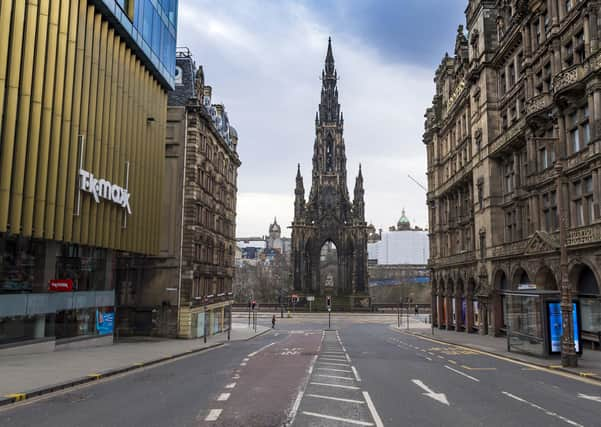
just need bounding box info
[96,310,114,335]
[48,279,73,292]
[79,169,131,214]
[547,302,580,354]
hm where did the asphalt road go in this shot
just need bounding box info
[1,314,600,426]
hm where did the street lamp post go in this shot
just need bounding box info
[555,160,577,367]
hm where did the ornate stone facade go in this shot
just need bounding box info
[425,0,601,341]
[291,39,369,302]
[120,50,240,338]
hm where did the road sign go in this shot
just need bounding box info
[306,296,315,301]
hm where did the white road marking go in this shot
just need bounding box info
[363,391,385,427]
[318,367,353,373]
[425,357,433,361]
[306,393,365,404]
[217,393,230,401]
[412,379,450,406]
[346,353,352,362]
[247,342,276,357]
[352,366,362,382]
[204,409,222,421]
[239,362,247,366]
[320,357,348,362]
[301,411,374,426]
[444,365,480,382]
[577,393,601,403]
[225,382,236,389]
[243,358,250,362]
[310,382,360,390]
[502,392,583,426]
[232,374,240,379]
[317,374,354,380]
[322,352,345,355]
[317,361,350,367]
[287,354,319,426]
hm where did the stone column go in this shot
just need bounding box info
[466,290,474,333]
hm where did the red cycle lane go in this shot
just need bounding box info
[199,331,323,427]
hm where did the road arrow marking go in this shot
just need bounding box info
[411,379,450,406]
[577,393,601,403]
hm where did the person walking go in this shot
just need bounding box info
[272,314,276,329]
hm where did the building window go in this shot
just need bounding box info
[572,177,594,226]
[543,11,550,34]
[500,71,506,95]
[505,210,517,242]
[534,20,541,46]
[542,191,558,231]
[504,159,514,194]
[565,0,572,13]
[576,31,586,63]
[543,62,552,92]
[565,41,574,67]
[567,107,589,154]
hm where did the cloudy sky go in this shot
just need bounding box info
[177,0,465,237]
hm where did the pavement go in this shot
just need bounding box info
[1,314,600,427]
[0,323,269,403]
[406,326,601,381]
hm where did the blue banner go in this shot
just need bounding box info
[548,302,579,354]
[96,310,114,335]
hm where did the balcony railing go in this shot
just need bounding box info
[430,251,475,267]
[567,223,601,246]
[525,93,552,116]
[490,240,528,258]
[489,117,526,157]
[553,64,585,93]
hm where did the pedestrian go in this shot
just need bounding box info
[272,314,276,329]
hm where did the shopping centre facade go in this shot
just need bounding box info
[0,0,177,352]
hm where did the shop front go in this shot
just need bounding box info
[0,236,115,352]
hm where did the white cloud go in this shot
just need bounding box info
[178,0,433,237]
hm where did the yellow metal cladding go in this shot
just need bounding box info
[22,0,50,237]
[8,0,38,233]
[0,1,166,255]
[0,0,25,231]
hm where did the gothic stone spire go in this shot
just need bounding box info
[319,37,341,124]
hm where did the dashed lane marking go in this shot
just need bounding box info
[352,366,362,382]
[363,391,385,427]
[217,393,230,401]
[461,365,497,371]
[444,365,480,382]
[448,360,457,365]
[225,382,236,389]
[502,392,583,427]
[425,357,433,361]
[247,342,276,357]
[318,367,352,373]
[317,361,350,367]
[305,393,365,404]
[310,382,360,390]
[204,409,222,421]
[317,374,354,381]
[301,411,374,426]
[243,358,250,362]
[239,362,247,366]
[320,357,348,362]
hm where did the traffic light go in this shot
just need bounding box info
[326,296,331,308]
[251,300,256,310]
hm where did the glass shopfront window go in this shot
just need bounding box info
[56,246,110,291]
[0,236,45,294]
[506,293,544,356]
[580,298,601,334]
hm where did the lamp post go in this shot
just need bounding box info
[555,160,577,367]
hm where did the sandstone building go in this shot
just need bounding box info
[425,0,601,346]
[119,49,240,338]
